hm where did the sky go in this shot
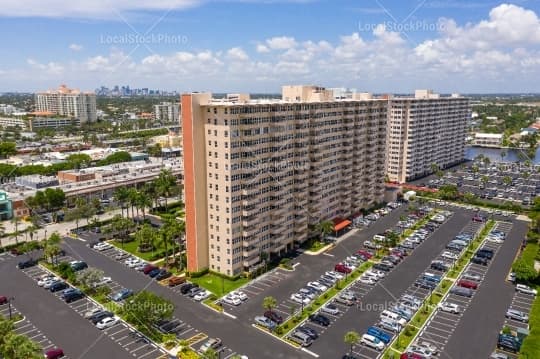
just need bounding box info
[1,0,540,93]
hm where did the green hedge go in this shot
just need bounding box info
[519,291,540,358]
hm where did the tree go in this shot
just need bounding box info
[76,268,105,289]
[160,215,185,268]
[128,188,139,219]
[136,191,152,220]
[0,142,17,158]
[512,258,538,283]
[43,188,65,212]
[480,175,489,187]
[502,176,512,187]
[66,153,92,169]
[114,187,130,218]
[315,220,334,241]
[201,348,219,359]
[463,192,477,204]
[155,169,178,210]
[10,216,20,245]
[135,224,157,253]
[98,151,132,166]
[123,291,174,334]
[44,245,62,266]
[438,184,459,200]
[0,333,42,359]
[66,197,86,231]
[430,163,439,174]
[0,317,15,346]
[344,331,360,355]
[262,296,277,312]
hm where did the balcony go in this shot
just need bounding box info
[271,243,287,253]
[271,207,287,217]
[242,215,258,227]
[243,255,260,267]
[243,246,259,258]
[271,224,285,235]
[242,227,258,237]
[242,205,258,217]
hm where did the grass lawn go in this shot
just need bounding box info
[305,240,328,253]
[189,273,249,296]
[111,239,177,262]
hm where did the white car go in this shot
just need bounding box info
[516,284,537,296]
[194,290,212,302]
[124,258,141,267]
[290,293,310,305]
[369,269,386,279]
[222,294,242,306]
[307,281,328,292]
[37,275,56,287]
[441,251,459,261]
[488,236,504,243]
[360,334,384,351]
[94,243,112,251]
[96,316,119,329]
[438,302,460,314]
[92,277,112,288]
[358,276,376,285]
[320,304,340,315]
[134,262,147,271]
[326,271,344,280]
[231,291,248,301]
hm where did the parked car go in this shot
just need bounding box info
[450,286,473,297]
[44,348,65,359]
[69,261,88,271]
[96,316,119,330]
[505,308,529,322]
[142,264,158,274]
[180,283,197,294]
[321,303,340,315]
[188,287,204,298]
[290,293,310,305]
[89,311,114,324]
[457,279,478,290]
[462,272,482,282]
[109,289,133,302]
[297,326,319,339]
[49,281,69,292]
[264,310,283,324]
[471,255,488,266]
[63,289,84,303]
[366,326,392,344]
[334,264,352,274]
[308,314,330,326]
[360,334,384,351]
[438,302,460,314]
[199,338,222,354]
[194,290,211,301]
[92,277,112,288]
[222,294,242,306]
[230,291,248,301]
[84,307,103,319]
[168,276,186,287]
[289,331,313,347]
[0,296,7,305]
[254,315,277,330]
[17,259,38,269]
[155,270,172,281]
[147,268,161,278]
[516,284,537,296]
[335,292,357,306]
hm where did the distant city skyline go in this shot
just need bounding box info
[0,1,539,93]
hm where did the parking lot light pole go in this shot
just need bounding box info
[8,296,14,320]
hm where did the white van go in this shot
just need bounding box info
[380,310,407,326]
[289,331,312,347]
[373,234,387,242]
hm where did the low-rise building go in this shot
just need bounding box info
[473,133,503,147]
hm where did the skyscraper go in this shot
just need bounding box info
[35,84,97,123]
[182,85,388,276]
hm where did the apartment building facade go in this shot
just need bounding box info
[154,102,180,123]
[35,84,97,123]
[386,90,470,183]
[182,86,388,276]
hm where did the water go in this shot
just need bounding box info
[465,146,540,164]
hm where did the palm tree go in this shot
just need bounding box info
[0,333,42,359]
[315,220,334,242]
[113,187,130,218]
[160,215,185,268]
[128,188,139,219]
[44,245,62,266]
[500,149,507,162]
[430,163,439,175]
[262,296,277,312]
[155,169,178,210]
[503,175,512,187]
[143,182,159,211]
[344,331,360,355]
[136,191,152,220]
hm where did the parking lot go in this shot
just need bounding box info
[0,301,67,357]
[409,221,512,356]
[411,160,540,207]
[19,263,166,359]
[0,251,15,262]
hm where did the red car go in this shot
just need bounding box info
[45,348,64,359]
[357,250,373,259]
[391,250,405,258]
[334,264,352,274]
[472,215,485,223]
[142,264,158,275]
[0,296,7,305]
[457,279,478,290]
[400,353,424,359]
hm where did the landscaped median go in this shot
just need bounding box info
[447,220,495,279]
[381,220,495,358]
[268,261,374,341]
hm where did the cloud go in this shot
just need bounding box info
[266,36,297,50]
[227,47,249,61]
[4,4,540,93]
[69,43,83,51]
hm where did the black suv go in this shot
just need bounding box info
[430,261,448,272]
[471,255,488,266]
[308,314,330,327]
[17,259,38,269]
[373,263,392,272]
[180,283,196,294]
[476,248,494,260]
[297,326,319,339]
[264,310,284,325]
[63,290,84,303]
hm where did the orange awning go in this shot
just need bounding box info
[334,220,352,231]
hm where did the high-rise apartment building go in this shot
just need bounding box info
[386,90,470,183]
[154,102,180,123]
[35,84,97,123]
[182,85,388,276]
